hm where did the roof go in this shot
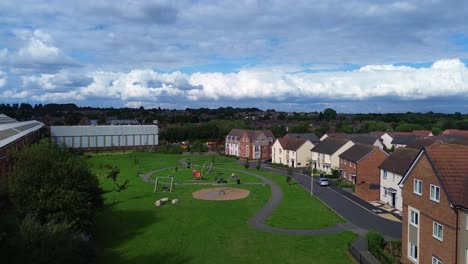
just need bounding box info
[339,143,377,162]
[0,120,44,149]
[379,148,419,175]
[348,134,381,145]
[286,133,319,142]
[425,144,468,209]
[411,130,432,136]
[278,136,308,151]
[311,137,350,155]
[262,130,275,139]
[0,114,17,124]
[391,135,420,145]
[405,137,441,149]
[323,132,349,139]
[226,129,245,139]
[442,129,468,136]
[50,125,158,137]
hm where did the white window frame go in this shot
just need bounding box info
[432,256,442,264]
[383,170,387,180]
[409,242,418,262]
[414,179,422,196]
[384,189,388,197]
[433,222,443,241]
[410,209,419,227]
[430,184,440,203]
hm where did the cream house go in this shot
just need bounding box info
[378,148,419,211]
[272,136,315,168]
[311,137,354,174]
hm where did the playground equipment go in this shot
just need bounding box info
[201,161,213,175]
[192,161,213,180]
[192,169,202,179]
[154,176,174,193]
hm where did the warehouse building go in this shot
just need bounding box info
[0,115,46,196]
[49,125,159,151]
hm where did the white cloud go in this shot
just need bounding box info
[0,71,6,87]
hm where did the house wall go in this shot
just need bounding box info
[239,133,251,159]
[330,141,355,170]
[294,141,314,168]
[312,151,332,173]
[379,169,403,211]
[381,133,393,149]
[459,210,468,264]
[252,132,271,160]
[339,158,357,183]
[402,154,457,264]
[271,140,284,165]
[354,150,388,201]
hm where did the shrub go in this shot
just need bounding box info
[244,158,250,169]
[367,231,400,264]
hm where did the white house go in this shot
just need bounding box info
[272,136,315,168]
[311,137,354,174]
[225,129,244,156]
[378,148,419,211]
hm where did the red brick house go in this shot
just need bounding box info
[238,129,274,161]
[400,144,468,264]
[339,143,388,201]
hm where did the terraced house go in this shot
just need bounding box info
[400,144,468,264]
[311,137,354,174]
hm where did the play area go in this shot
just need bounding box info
[192,187,250,201]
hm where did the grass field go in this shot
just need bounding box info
[89,152,356,264]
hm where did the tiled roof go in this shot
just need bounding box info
[226,129,245,139]
[442,129,468,136]
[391,135,421,145]
[379,148,420,175]
[311,137,350,155]
[426,144,468,209]
[286,133,319,142]
[405,137,441,149]
[411,130,432,136]
[339,143,378,162]
[278,136,308,151]
[348,134,381,145]
[262,130,275,139]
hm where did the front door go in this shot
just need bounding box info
[391,193,396,207]
[291,160,295,168]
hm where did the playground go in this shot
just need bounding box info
[192,187,250,201]
[90,152,355,264]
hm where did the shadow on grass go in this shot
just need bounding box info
[95,206,193,263]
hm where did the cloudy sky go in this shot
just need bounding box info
[1,0,468,113]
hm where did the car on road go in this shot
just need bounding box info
[319,177,329,186]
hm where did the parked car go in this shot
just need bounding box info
[319,178,329,186]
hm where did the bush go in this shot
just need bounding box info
[244,158,250,169]
[367,231,400,264]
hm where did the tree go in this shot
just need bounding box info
[323,108,337,121]
[106,167,129,192]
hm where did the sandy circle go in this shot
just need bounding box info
[192,187,250,201]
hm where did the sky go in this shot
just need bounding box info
[1,1,468,113]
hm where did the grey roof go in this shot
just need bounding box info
[286,133,320,142]
[379,148,420,176]
[339,143,377,163]
[348,134,380,145]
[391,135,420,145]
[0,120,44,149]
[311,137,350,154]
[0,114,17,124]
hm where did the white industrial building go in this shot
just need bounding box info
[50,125,158,151]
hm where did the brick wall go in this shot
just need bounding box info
[401,154,457,264]
[339,158,356,183]
[354,150,388,201]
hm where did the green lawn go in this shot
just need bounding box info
[89,152,356,264]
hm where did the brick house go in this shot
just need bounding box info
[238,130,274,161]
[400,144,468,264]
[339,143,388,201]
[311,137,354,174]
[379,148,419,211]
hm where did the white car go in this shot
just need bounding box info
[319,178,329,186]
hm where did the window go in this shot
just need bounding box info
[343,171,347,179]
[414,179,422,195]
[409,242,418,261]
[433,222,443,241]
[384,189,388,197]
[432,256,442,264]
[410,209,419,227]
[430,184,440,202]
[344,159,347,165]
[350,162,353,168]
[383,170,387,180]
